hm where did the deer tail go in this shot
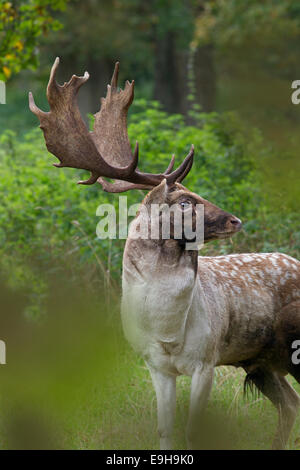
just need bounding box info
[243,369,264,401]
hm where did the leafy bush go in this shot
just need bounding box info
[0,0,68,81]
[0,100,299,318]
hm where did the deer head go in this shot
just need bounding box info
[29,58,241,244]
[140,179,242,245]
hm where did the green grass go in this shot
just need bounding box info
[63,341,300,450]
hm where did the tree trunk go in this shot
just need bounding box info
[153,31,189,115]
[153,34,216,115]
[194,44,216,112]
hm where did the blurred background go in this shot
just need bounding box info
[0,0,300,449]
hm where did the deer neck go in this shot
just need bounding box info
[122,235,198,286]
[122,209,198,296]
[122,233,198,349]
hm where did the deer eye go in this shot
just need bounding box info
[180,200,191,209]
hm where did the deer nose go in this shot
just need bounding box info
[229,216,242,231]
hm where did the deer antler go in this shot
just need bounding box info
[29,58,194,191]
[97,155,176,192]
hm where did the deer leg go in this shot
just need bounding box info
[186,363,214,449]
[147,365,177,450]
[273,376,300,449]
[245,368,300,449]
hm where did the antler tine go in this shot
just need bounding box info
[164,155,175,175]
[48,56,60,89]
[176,150,194,183]
[165,145,194,185]
[29,91,47,118]
[110,61,119,90]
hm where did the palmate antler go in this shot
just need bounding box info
[29,58,194,192]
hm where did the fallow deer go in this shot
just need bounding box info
[29,59,300,450]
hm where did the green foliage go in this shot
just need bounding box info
[0,101,299,318]
[0,0,68,81]
[1,285,299,449]
[42,0,194,66]
[193,0,300,75]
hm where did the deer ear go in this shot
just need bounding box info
[144,179,168,205]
